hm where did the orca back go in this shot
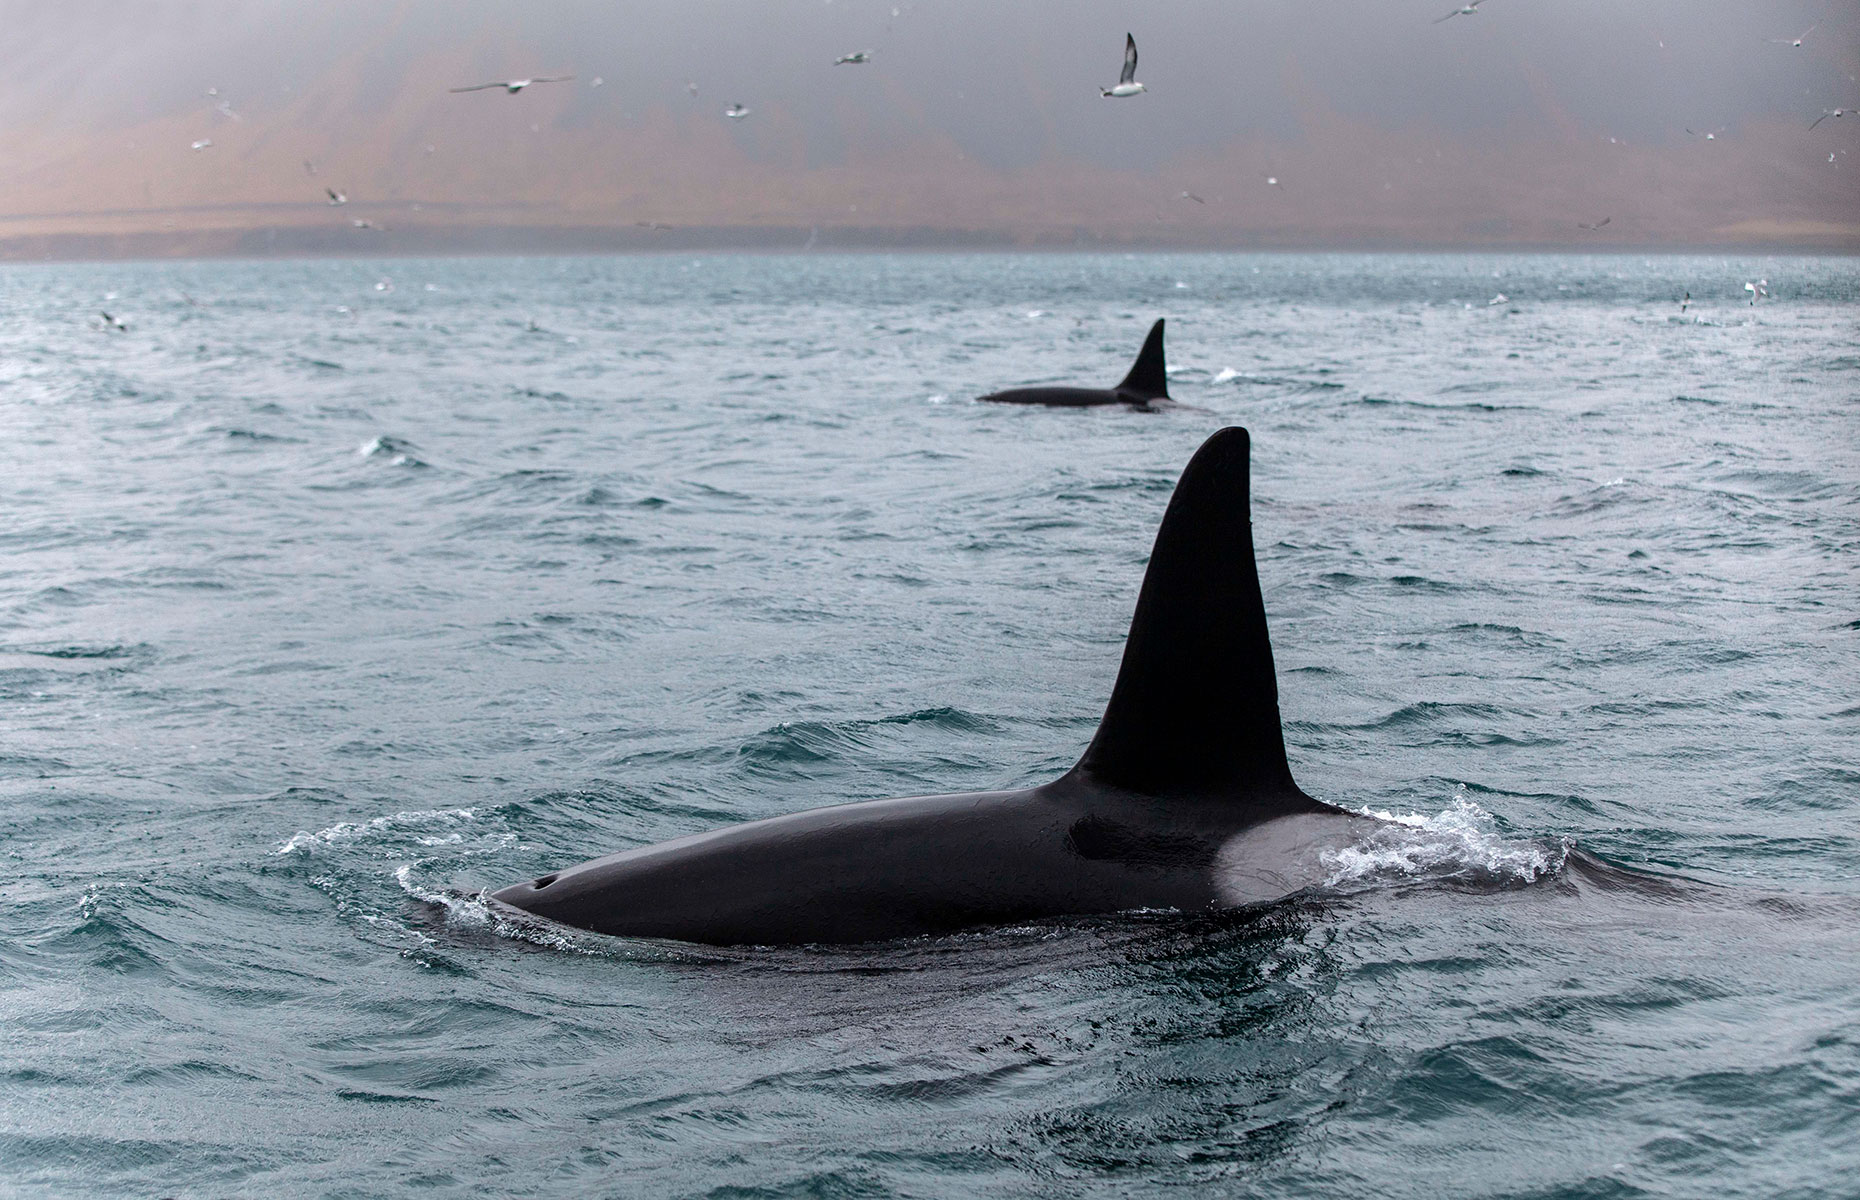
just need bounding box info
[1114,319,1170,402]
[1071,427,1311,806]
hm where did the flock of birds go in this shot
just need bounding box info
[159,13,1855,255]
[436,50,883,127]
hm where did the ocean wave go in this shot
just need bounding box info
[1209,368,1345,394]
[731,708,1001,776]
[355,435,426,467]
[0,641,152,663]
[210,426,300,444]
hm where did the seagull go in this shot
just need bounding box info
[326,188,347,206]
[590,77,604,88]
[1180,191,1206,204]
[352,218,381,230]
[1810,108,1848,129]
[99,311,128,332]
[1265,175,1282,187]
[1768,25,1814,47]
[1686,126,1727,140]
[449,76,573,94]
[1435,0,1485,23]
[687,80,699,98]
[835,51,872,65]
[725,102,751,120]
[1577,216,1611,230]
[1101,33,1145,98]
[1680,291,1690,312]
[1743,279,1768,304]
[190,138,212,151]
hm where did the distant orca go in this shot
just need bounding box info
[492,427,1364,945]
[978,318,1173,408]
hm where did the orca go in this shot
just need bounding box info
[491,427,1364,945]
[977,318,1173,408]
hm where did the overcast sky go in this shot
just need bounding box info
[1,0,1854,248]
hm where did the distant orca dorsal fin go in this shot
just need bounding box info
[1070,427,1308,802]
[1113,319,1169,402]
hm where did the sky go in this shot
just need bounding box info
[1,0,1855,255]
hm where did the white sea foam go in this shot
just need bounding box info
[1321,790,1569,890]
[277,807,479,854]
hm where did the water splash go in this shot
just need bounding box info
[393,865,600,954]
[355,434,425,467]
[394,866,710,961]
[1322,789,1571,891]
[75,880,142,923]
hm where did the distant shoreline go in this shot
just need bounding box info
[4,221,1857,264]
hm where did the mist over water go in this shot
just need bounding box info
[2,252,1856,1197]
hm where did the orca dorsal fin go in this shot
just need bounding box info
[1069,427,1307,802]
[1113,319,1170,402]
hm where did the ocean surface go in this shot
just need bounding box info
[1,251,1856,1198]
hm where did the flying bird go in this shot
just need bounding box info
[686,80,699,98]
[326,188,347,206]
[303,159,317,176]
[190,138,213,151]
[1743,279,1768,304]
[1768,25,1815,47]
[1435,0,1486,23]
[1180,191,1206,204]
[725,102,751,120]
[99,311,128,332]
[1810,108,1848,129]
[1577,216,1611,230]
[449,76,574,94]
[1101,33,1145,98]
[835,51,872,65]
[1686,126,1727,140]
[1680,291,1690,312]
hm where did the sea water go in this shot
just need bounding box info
[1,252,1856,1197]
